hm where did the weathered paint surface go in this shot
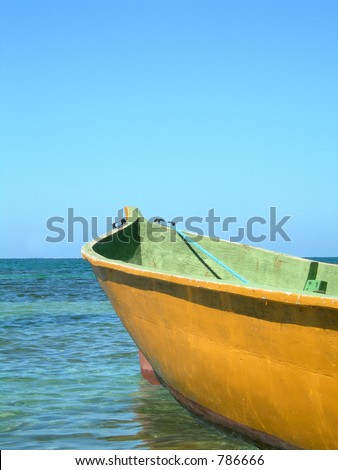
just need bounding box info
[165,383,297,449]
[82,207,338,450]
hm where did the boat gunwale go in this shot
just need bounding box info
[81,221,338,311]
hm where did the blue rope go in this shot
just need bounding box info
[170,225,249,284]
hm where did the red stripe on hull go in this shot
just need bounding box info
[163,382,299,450]
[138,350,160,385]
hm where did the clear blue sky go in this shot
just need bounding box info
[1,0,337,258]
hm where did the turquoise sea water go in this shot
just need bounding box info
[1,258,337,450]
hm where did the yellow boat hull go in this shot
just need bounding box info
[89,262,338,450]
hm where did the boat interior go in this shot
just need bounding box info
[91,209,338,298]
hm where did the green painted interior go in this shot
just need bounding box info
[91,208,338,297]
[93,219,142,265]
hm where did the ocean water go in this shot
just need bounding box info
[0,258,337,450]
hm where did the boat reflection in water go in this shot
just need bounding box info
[100,377,259,450]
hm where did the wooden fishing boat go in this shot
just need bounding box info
[82,206,338,450]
